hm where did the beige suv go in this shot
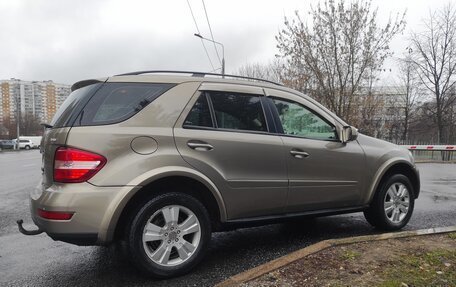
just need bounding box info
[19,71,419,278]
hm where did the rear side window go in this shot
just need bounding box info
[209,91,267,132]
[76,83,174,126]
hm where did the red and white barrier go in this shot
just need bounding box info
[401,145,456,151]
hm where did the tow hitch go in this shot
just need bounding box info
[17,219,43,235]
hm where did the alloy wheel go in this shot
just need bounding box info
[142,205,201,267]
[384,182,410,224]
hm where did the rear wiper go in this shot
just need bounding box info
[40,122,53,129]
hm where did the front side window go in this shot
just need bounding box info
[272,97,337,140]
[209,91,267,132]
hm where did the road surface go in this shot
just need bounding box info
[0,150,454,286]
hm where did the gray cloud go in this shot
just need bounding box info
[0,0,451,85]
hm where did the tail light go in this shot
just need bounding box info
[38,209,74,220]
[54,147,106,183]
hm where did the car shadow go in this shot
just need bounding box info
[40,213,387,287]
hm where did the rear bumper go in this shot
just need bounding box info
[30,181,138,245]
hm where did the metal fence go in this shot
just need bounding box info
[400,145,456,162]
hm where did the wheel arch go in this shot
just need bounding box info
[106,168,227,243]
[366,159,420,204]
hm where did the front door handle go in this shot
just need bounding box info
[187,141,214,151]
[290,149,310,159]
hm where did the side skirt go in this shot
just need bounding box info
[218,205,369,231]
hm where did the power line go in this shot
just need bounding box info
[201,0,222,66]
[186,0,215,71]
[209,67,222,73]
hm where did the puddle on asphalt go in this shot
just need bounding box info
[432,194,451,202]
[432,179,456,185]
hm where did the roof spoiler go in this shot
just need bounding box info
[71,79,106,91]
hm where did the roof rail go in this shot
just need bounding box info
[113,70,282,86]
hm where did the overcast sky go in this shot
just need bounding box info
[0,0,451,85]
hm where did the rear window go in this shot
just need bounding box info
[75,83,174,126]
[51,83,102,128]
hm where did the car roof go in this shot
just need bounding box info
[109,74,282,88]
[72,71,284,92]
[71,71,349,127]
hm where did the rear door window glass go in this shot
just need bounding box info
[77,83,174,126]
[208,91,267,132]
[184,94,213,128]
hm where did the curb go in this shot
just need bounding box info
[215,226,456,287]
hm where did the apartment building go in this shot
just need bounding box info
[0,79,71,136]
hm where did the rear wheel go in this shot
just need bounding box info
[364,174,415,230]
[126,192,211,278]
[25,145,30,150]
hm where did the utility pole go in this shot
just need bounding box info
[194,33,225,76]
[15,87,20,149]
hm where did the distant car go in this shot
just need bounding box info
[18,139,33,149]
[18,136,42,149]
[0,140,15,149]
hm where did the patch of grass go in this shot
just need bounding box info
[448,232,456,240]
[340,249,361,261]
[379,249,456,287]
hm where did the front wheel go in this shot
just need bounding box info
[126,192,211,278]
[364,174,415,231]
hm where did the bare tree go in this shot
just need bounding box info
[20,112,42,136]
[356,88,385,138]
[411,3,456,144]
[236,59,285,83]
[392,49,424,141]
[276,0,406,123]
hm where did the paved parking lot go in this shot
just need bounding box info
[0,150,455,286]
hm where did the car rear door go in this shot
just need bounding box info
[174,83,288,220]
[264,88,366,212]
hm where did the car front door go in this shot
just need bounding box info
[174,83,288,219]
[264,88,366,213]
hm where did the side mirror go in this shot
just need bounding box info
[341,126,358,143]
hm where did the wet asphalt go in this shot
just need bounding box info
[0,150,455,286]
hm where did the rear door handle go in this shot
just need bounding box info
[187,141,214,151]
[290,149,310,159]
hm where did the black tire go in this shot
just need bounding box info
[364,174,415,231]
[25,145,30,150]
[126,192,211,278]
